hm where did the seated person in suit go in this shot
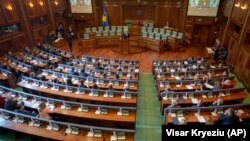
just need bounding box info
[14,101,37,116]
[221,79,234,89]
[4,95,18,111]
[218,108,241,125]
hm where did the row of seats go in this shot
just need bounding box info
[141,30,183,40]
[85,26,129,33]
[83,30,127,39]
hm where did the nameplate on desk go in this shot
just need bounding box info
[196,115,206,123]
[51,87,59,91]
[191,98,198,104]
[201,94,207,98]
[87,132,94,137]
[29,121,41,127]
[186,85,193,90]
[111,135,118,141]
[211,112,217,116]
[77,107,89,112]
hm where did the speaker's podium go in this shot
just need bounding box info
[120,39,129,54]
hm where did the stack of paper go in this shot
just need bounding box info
[196,116,206,123]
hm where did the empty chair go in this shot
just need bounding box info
[141,26,146,33]
[177,32,183,39]
[91,27,97,32]
[159,28,165,35]
[96,31,102,37]
[98,27,103,32]
[149,33,154,39]
[111,26,116,31]
[83,33,90,39]
[161,34,168,41]
[85,28,91,33]
[165,30,171,36]
[104,26,110,31]
[153,28,159,34]
[116,30,122,36]
[172,31,177,38]
[109,30,115,36]
[148,23,154,28]
[155,33,161,40]
[147,27,153,33]
[102,31,108,36]
[117,26,122,31]
[123,26,128,32]
[142,32,147,38]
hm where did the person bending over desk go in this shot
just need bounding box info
[38,101,53,120]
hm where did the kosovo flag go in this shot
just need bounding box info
[102,5,109,27]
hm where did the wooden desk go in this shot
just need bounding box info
[165,107,250,124]
[161,89,247,112]
[157,79,237,92]
[155,70,226,81]
[16,53,48,69]
[137,37,164,52]
[78,38,96,50]
[17,82,137,105]
[53,38,66,48]
[96,36,121,47]
[0,118,134,141]
[24,101,136,123]
[167,37,179,51]
[5,61,31,74]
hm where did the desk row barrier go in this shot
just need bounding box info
[0,86,136,117]
[153,63,227,73]
[163,103,250,124]
[0,108,134,139]
[81,55,140,65]
[153,61,227,68]
[153,57,206,64]
[58,63,140,73]
[155,70,229,81]
[50,68,139,81]
[35,48,62,60]
[160,87,245,99]
[69,59,140,68]
[21,51,49,63]
[57,63,140,75]
[154,67,228,76]
[39,43,73,58]
[158,76,234,86]
[37,71,138,89]
[158,81,236,93]
[16,52,48,68]
[20,76,138,97]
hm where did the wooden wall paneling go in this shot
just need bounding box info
[223,0,234,17]
[2,0,19,23]
[0,34,27,55]
[36,0,47,16]
[24,0,39,18]
[122,4,156,24]
[33,25,51,43]
[157,5,170,28]
[0,6,7,25]
[92,0,98,27]
[109,4,122,26]
[226,35,238,65]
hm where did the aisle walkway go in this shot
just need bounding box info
[135,73,163,141]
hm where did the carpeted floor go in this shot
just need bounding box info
[135,73,163,141]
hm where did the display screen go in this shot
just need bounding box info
[70,0,92,13]
[187,0,220,17]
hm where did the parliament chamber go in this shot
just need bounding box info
[0,0,250,141]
